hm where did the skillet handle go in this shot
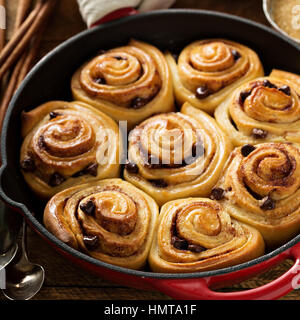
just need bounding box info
[151,243,300,300]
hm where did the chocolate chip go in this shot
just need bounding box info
[210,188,225,200]
[49,111,60,119]
[239,90,251,104]
[49,172,65,187]
[73,163,98,177]
[85,163,98,177]
[171,219,177,233]
[195,86,211,99]
[80,200,95,216]
[241,144,256,157]
[252,128,268,139]
[262,80,277,89]
[38,135,46,149]
[72,170,85,177]
[114,56,124,60]
[260,196,275,210]
[131,97,149,109]
[192,142,205,158]
[83,235,99,250]
[231,49,241,60]
[188,244,206,253]
[172,236,188,250]
[278,85,291,96]
[20,157,36,172]
[94,77,106,84]
[125,160,139,174]
[149,179,168,188]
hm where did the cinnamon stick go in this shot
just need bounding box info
[0,1,57,81]
[17,0,57,84]
[0,0,5,50]
[0,0,42,67]
[14,0,32,30]
[17,29,44,86]
[0,0,57,131]
[0,0,34,116]
[0,41,39,126]
[0,54,25,126]
[14,0,36,86]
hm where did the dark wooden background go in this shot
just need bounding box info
[1,0,299,300]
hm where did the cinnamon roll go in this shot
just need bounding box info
[149,198,264,273]
[215,69,300,146]
[20,101,121,199]
[44,179,158,270]
[71,39,174,129]
[123,102,232,206]
[212,142,300,247]
[166,39,264,113]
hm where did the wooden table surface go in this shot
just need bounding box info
[1,0,300,300]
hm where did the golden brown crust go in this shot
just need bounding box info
[44,179,159,270]
[124,102,232,206]
[166,39,264,113]
[149,198,265,273]
[20,39,300,274]
[213,142,300,247]
[71,39,174,129]
[20,101,121,199]
[215,69,300,146]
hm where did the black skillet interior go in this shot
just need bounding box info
[1,9,300,279]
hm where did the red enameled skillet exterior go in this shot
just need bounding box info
[1,9,300,300]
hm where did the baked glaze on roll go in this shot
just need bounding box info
[44,179,158,270]
[71,39,174,129]
[20,101,121,199]
[123,102,232,206]
[166,39,264,113]
[211,142,300,247]
[215,69,300,146]
[149,198,264,273]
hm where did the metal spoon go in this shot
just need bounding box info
[0,202,21,269]
[2,219,45,300]
[0,244,18,271]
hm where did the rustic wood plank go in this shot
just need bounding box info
[31,287,171,300]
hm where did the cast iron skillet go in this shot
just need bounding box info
[1,10,300,300]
